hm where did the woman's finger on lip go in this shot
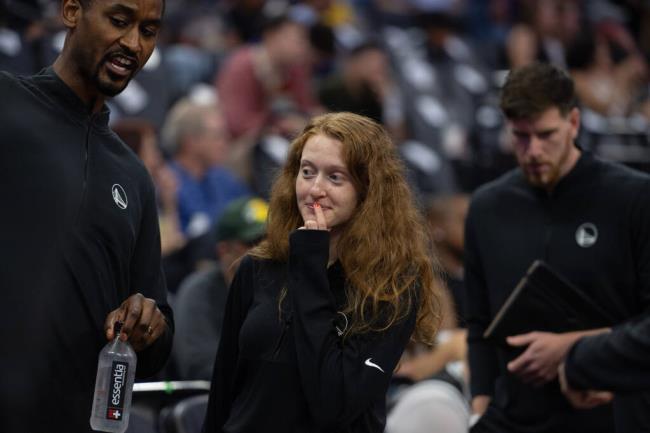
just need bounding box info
[313,202,328,229]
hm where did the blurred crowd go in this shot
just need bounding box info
[2,0,650,431]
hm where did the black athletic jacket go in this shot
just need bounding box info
[465,151,650,433]
[203,230,417,433]
[0,68,173,432]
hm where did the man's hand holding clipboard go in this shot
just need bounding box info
[484,261,615,385]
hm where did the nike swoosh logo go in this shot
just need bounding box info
[364,358,384,373]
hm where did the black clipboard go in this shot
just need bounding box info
[483,260,616,342]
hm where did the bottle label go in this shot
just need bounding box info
[106,361,128,421]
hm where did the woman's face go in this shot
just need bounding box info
[296,134,359,232]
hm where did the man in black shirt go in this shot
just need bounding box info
[0,0,173,431]
[465,63,650,432]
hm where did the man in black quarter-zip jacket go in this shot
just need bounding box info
[465,63,650,433]
[0,0,173,432]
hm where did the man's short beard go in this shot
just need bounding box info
[96,76,125,97]
[92,65,129,97]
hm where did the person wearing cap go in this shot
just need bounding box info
[172,197,269,380]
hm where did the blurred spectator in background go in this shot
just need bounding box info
[319,41,406,141]
[0,0,37,75]
[292,0,358,30]
[568,21,649,119]
[160,11,236,105]
[290,0,366,50]
[464,0,518,70]
[0,0,63,75]
[222,0,267,44]
[506,0,582,69]
[426,193,469,327]
[251,101,310,200]
[112,118,186,257]
[306,20,338,81]
[173,197,268,380]
[387,196,470,433]
[216,14,320,141]
[390,193,470,384]
[161,98,250,239]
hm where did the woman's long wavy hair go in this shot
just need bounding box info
[249,112,442,344]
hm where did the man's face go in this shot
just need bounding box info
[509,107,580,191]
[271,22,310,67]
[197,113,230,167]
[353,48,388,83]
[68,0,162,97]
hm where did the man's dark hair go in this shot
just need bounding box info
[78,0,166,15]
[309,22,335,56]
[261,14,296,36]
[347,40,383,58]
[500,62,577,120]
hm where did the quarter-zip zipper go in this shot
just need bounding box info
[83,122,91,190]
[272,313,293,359]
[542,192,553,261]
[76,116,93,223]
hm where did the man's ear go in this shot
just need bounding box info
[61,0,83,29]
[569,107,580,140]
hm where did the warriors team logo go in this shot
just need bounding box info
[335,311,348,337]
[575,223,598,248]
[112,184,128,210]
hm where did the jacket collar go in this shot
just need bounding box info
[518,147,594,198]
[551,149,593,196]
[31,67,111,132]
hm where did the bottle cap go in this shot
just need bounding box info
[113,321,123,336]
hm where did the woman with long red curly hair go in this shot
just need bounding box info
[203,112,443,433]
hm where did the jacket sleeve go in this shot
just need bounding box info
[288,230,416,430]
[130,178,174,379]
[565,316,650,392]
[203,256,254,433]
[464,198,500,397]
